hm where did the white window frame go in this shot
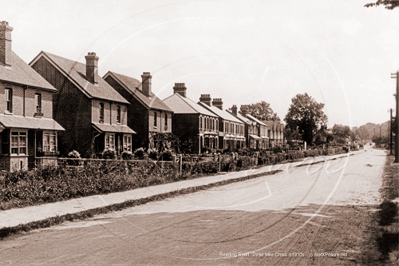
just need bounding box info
[123,134,132,152]
[10,130,28,155]
[43,131,57,152]
[105,133,115,150]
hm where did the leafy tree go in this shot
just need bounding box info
[365,0,399,9]
[239,101,280,121]
[284,93,328,146]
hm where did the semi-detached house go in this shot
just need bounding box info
[30,51,135,158]
[103,71,173,150]
[0,21,64,171]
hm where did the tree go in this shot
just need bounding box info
[365,0,399,9]
[239,101,280,121]
[284,93,328,146]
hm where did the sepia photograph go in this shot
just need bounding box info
[0,0,398,265]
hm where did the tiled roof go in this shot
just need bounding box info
[0,51,56,91]
[31,52,129,104]
[0,115,65,131]
[246,114,267,126]
[197,102,242,124]
[263,120,284,132]
[92,123,136,134]
[226,110,252,125]
[163,93,217,117]
[104,71,172,112]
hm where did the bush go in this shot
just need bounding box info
[102,148,116,159]
[68,150,81,158]
[134,148,145,159]
[161,149,174,161]
[147,148,159,160]
[121,151,133,160]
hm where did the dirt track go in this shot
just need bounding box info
[0,147,385,265]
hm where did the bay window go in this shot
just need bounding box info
[43,131,57,152]
[105,133,115,150]
[123,134,132,152]
[11,131,27,155]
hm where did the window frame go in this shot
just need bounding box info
[10,130,28,155]
[5,88,12,113]
[35,93,42,113]
[99,102,104,123]
[43,131,57,153]
[154,111,157,127]
[105,133,115,150]
[116,106,121,124]
[123,134,132,152]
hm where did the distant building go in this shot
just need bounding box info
[263,120,284,147]
[103,71,173,150]
[0,21,64,171]
[30,51,135,157]
[163,84,218,154]
[198,97,245,151]
[228,105,258,149]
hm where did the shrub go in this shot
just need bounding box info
[161,149,174,161]
[68,150,81,158]
[121,151,133,160]
[134,148,146,159]
[147,148,159,160]
[102,148,116,159]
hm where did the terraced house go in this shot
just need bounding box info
[228,105,257,149]
[198,96,245,151]
[246,114,269,149]
[163,84,218,154]
[30,51,135,157]
[263,120,285,147]
[103,71,173,150]
[0,21,64,171]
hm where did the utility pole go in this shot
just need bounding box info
[390,108,393,155]
[391,71,399,163]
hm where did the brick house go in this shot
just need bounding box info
[246,114,269,149]
[0,21,64,171]
[163,84,218,154]
[103,71,173,150]
[30,51,135,157]
[227,105,258,149]
[198,96,245,151]
[263,120,285,147]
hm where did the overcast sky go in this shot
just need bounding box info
[1,0,398,127]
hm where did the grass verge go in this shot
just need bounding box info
[0,169,282,241]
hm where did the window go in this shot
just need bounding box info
[154,112,157,127]
[43,131,57,152]
[11,131,27,155]
[123,134,132,152]
[35,93,42,113]
[99,103,104,122]
[5,88,12,112]
[116,106,121,123]
[105,133,115,149]
[165,113,168,126]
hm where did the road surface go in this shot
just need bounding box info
[0,147,385,265]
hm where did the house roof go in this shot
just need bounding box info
[263,120,284,131]
[197,102,242,124]
[0,51,56,91]
[246,114,267,126]
[0,115,65,131]
[226,110,252,125]
[92,123,136,134]
[163,93,217,117]
[103,71,172,112]
[30,52,129,104]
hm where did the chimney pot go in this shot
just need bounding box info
[0,21,13,67]
[212,98,223,110]
[173,83,187,97]
[141,72,152,97]
[232,105,238,116]
[199,94,212,106]
[85,52,99,84]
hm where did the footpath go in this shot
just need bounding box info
[0,151,361,230]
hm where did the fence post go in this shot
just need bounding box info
[179,154,182,176]
[218,154,222,172]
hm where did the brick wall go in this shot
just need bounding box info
[173,113,200,153]
[91,99,127,125]
[31,56,92,157]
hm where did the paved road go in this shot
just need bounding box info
[0,148,385,265]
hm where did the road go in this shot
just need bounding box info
[0,147,385,265]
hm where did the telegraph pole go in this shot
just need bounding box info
[391,71,399,163]
[390,108,393,155]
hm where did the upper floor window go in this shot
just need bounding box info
[116,106,121,123]
[99,103,104,122]
[154,112,157,127]
[5,88,12,112]
[35,93,42,113]
[165,113,168,126]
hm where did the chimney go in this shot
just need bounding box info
[141,72,152,97]
[199,94,211,106]
[173,83,187,97]
[85,52,99,84]
[0,21,13,67]
[231,105,238,116]
[212,98,223,110]
[241,105,248,117]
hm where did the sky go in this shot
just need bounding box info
[1,0,398,128]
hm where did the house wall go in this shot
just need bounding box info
[31,56,92,157]
[172,113,200,153]
[148,110,173,133]
[91,99,127,125]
